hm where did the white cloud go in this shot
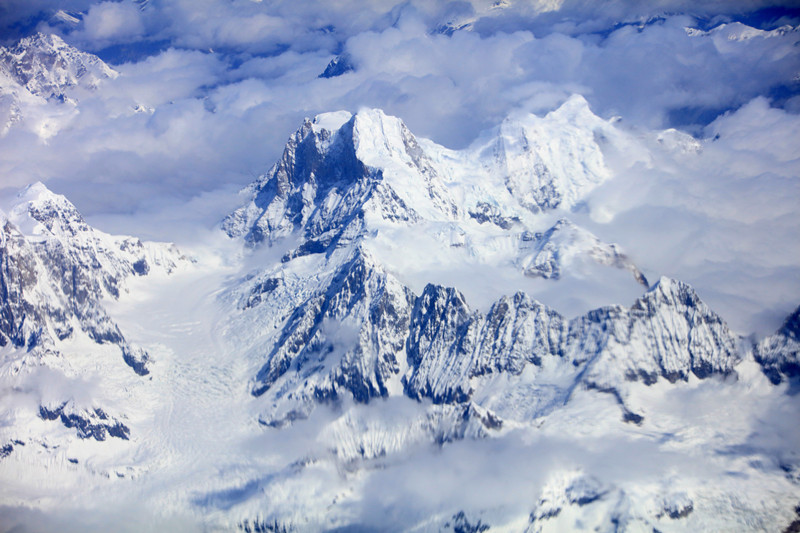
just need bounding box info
[84,1,144,40]
[709,97,800,162]
[581,98,800,334]
[0,1,797,334]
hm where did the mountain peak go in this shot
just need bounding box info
[17,32,70,51]
[351,107,410,158]
[9,181,86,237]
[16,180,62,203]
[547,94,595,121]
[518,217,648,286]
[0,32,117,100]
[650,276,691,296]
[778,305,800,342]
[311,110,353,133]
[634,276,721,319]
[485,97,613,213]
[224,107,458,247]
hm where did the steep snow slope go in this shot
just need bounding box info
[2,102,799,532]
[0,182,187,482]
[0,33,116,101]
[0,33,116,136]
[477,95,616,213]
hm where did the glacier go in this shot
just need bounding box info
[0,98,800,531]
[0,35,798,531]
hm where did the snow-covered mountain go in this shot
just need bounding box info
[1,103,799,531]
[223,102,647,294]
[0,33,116,136]
[1,182,184,363]
[0,33,116,101]
[0,182,186,457]
[203,108,798,529]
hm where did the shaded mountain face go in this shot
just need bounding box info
[222,108,458,249]
[223,108,746,431]
[318,53,355,78]
[1,92,798,530]
[0,182,185,374]
[755,305,800,385]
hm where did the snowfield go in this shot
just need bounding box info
[1,24,799,531]
[2,102,799,532]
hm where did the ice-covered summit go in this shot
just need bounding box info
[224,101,646,273]
[0,32,117,100]
[0,182,188,377]
[9,181,90,237]
[474,94,618,213]
[7,181,184,284]
[222,107,458,248]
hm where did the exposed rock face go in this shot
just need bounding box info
[0,33,116,101]
[0,182,185,374]
[39,402,130,441]
[404,276,738,406]
[755,306,800,385]
[223,114,371,246]
[251,248,415,426]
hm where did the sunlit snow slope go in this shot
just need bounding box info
[1,104,799,533]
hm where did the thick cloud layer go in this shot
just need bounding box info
[0,0,798,333]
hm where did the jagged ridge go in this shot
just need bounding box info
[0,33,116,101]
[0,182,185,374]
[249,243,741,427]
